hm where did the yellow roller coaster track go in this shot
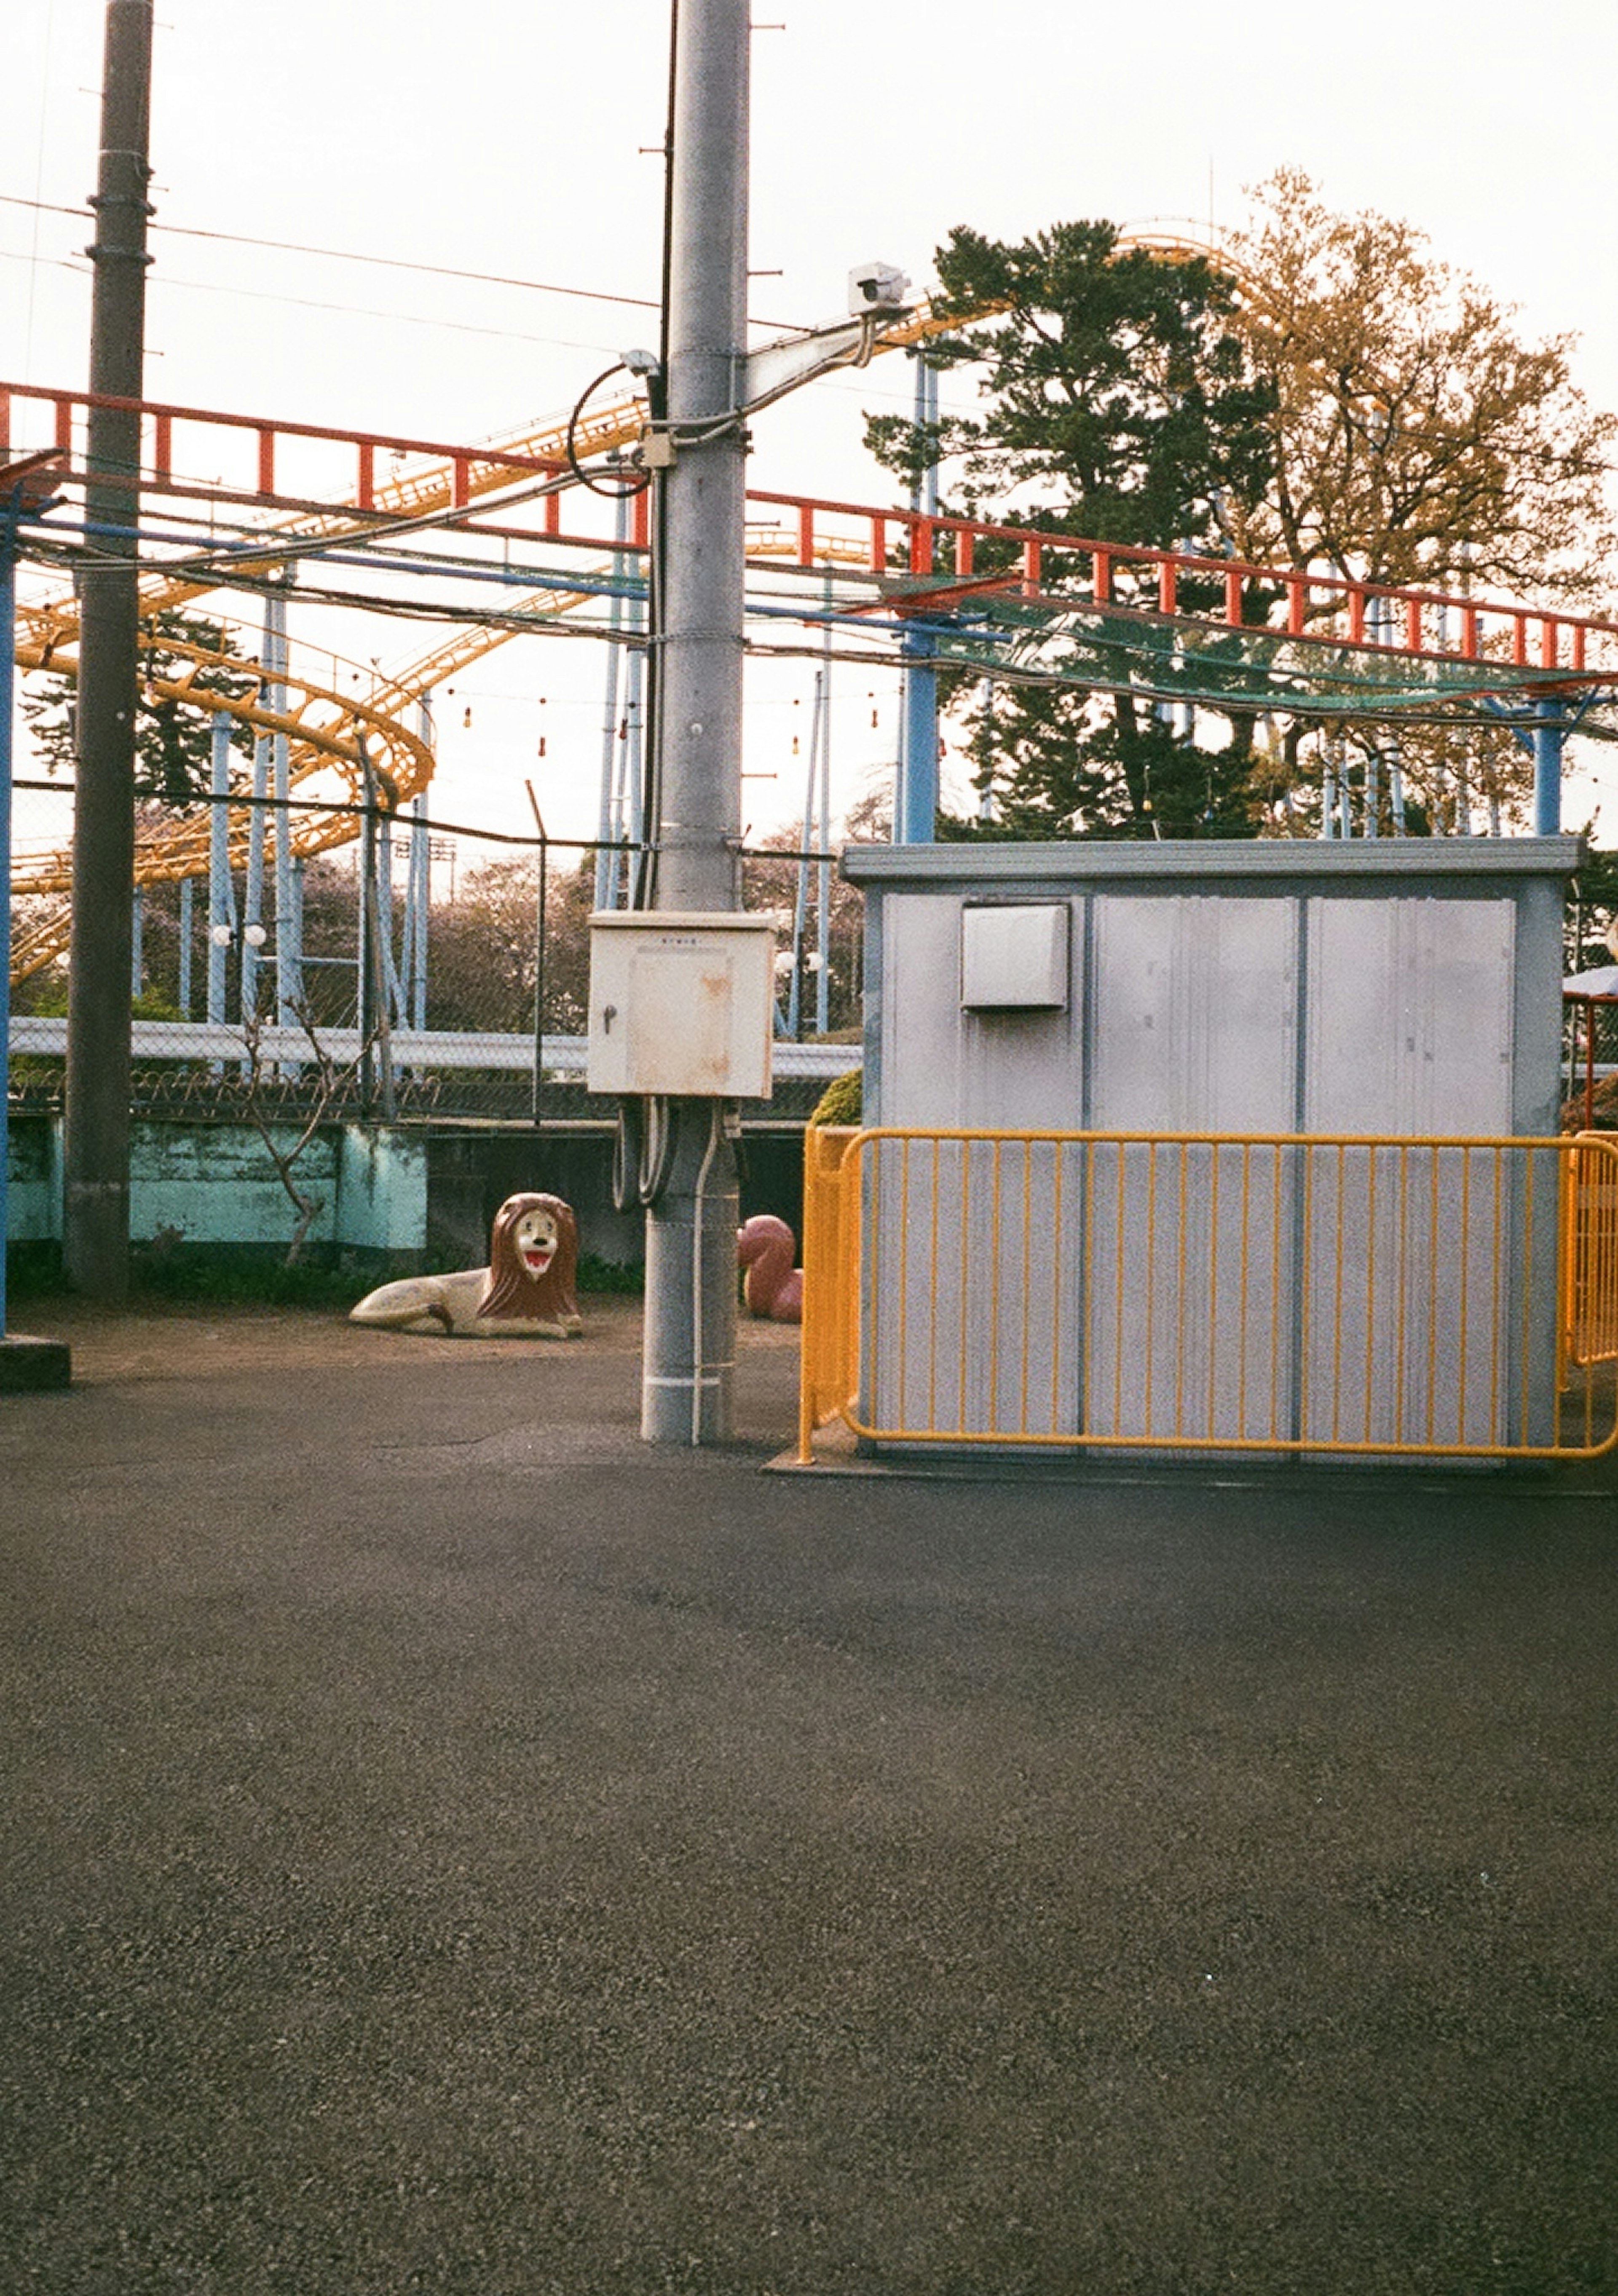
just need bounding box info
[5,244,1249,987]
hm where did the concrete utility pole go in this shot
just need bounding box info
[63,0,154,1296]
[640,0,750,1442]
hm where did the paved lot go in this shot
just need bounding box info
[3,1294,1616,2295]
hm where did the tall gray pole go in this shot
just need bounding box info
[641,0,750,1443]
[62,0,153,1296]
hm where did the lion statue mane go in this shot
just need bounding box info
[349,1191,583,1339]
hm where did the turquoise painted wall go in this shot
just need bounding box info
[5,1116,427,1253]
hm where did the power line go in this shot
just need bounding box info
[0,190,810,331]
[0,244,624,354]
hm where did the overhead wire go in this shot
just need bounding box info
[0,191,811,329]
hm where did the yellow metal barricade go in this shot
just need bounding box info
[797,1126,861,1463]
[798,1129,1618,1464]
[1562,1132,1618,1371]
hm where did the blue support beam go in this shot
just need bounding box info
[897,629,938,843]
[896,352,940,845]
[206,711,233,1030]
[1533,697,1565,836]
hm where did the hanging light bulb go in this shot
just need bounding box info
[463,706,472,730]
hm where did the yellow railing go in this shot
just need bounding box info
[1562,1131,1618,1371]
[798,1128,1618,1464]
[798,1126,862,1464]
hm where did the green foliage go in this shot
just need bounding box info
[866,223,1276,838]
[576,1252,645,1295]
[24,609,255,808]
[808,1069,862,1128]
[873,222,1274,550]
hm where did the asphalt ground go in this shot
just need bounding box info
[2,1295,1616,2296]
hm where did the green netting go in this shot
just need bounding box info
[912,591,1618,738]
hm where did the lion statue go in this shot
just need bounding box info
[350,1191,583,1338]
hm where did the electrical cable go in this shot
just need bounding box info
[611,1095,674,1211]
[690,1098,723,1445]
[565,364,650,500]
[0,192,814,331]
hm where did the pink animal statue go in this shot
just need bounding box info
[737,1214,804,1324]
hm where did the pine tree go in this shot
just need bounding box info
[24,608,256,808]
[865,222,1276,838]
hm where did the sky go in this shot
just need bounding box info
[6,0,1618,851]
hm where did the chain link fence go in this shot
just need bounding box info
[8,781,864,1126]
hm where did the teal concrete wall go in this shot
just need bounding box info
[5,1113,64,1243]
[5,1115,428,1253]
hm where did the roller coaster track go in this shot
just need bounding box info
[6,297,990,985]
[10,246,1618,987]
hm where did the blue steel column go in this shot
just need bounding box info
[409,795,429,1030]
[206,711,232,1026]
[896,352,939,843]
[241,729,267,1020]
[177,875,192,1014]
[594,482,629,910]
[267,588,300,1022]
[1534,698,1564,835]
[409,695,433,1029]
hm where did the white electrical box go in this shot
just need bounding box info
[587,912,777,1098]
[960,903,1069,1011]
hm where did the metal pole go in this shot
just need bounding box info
[620,640,645,907]
[409,795,429,1030]
[356,761,375,1121]
[206,711,231,1032]
[790,670,822,1037]
[816,573,833,1035]
[130,883,143,996]
[1534,698,1564,836]
[641,0,749,1445]
[177,873,192,1016]
[241,731,267,1022]
[378,808,405,1031]
[527,781,548,1133]
[410,695,432,1028]
[594,480,629,910]
[1387,732,1406,835]
[268,586,300,1023]
[62,0,154,1297]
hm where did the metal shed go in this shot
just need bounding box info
[819,838,1596,1462]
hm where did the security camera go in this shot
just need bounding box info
[847,261,911,316]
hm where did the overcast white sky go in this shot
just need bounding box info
[7,0,1618,844]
